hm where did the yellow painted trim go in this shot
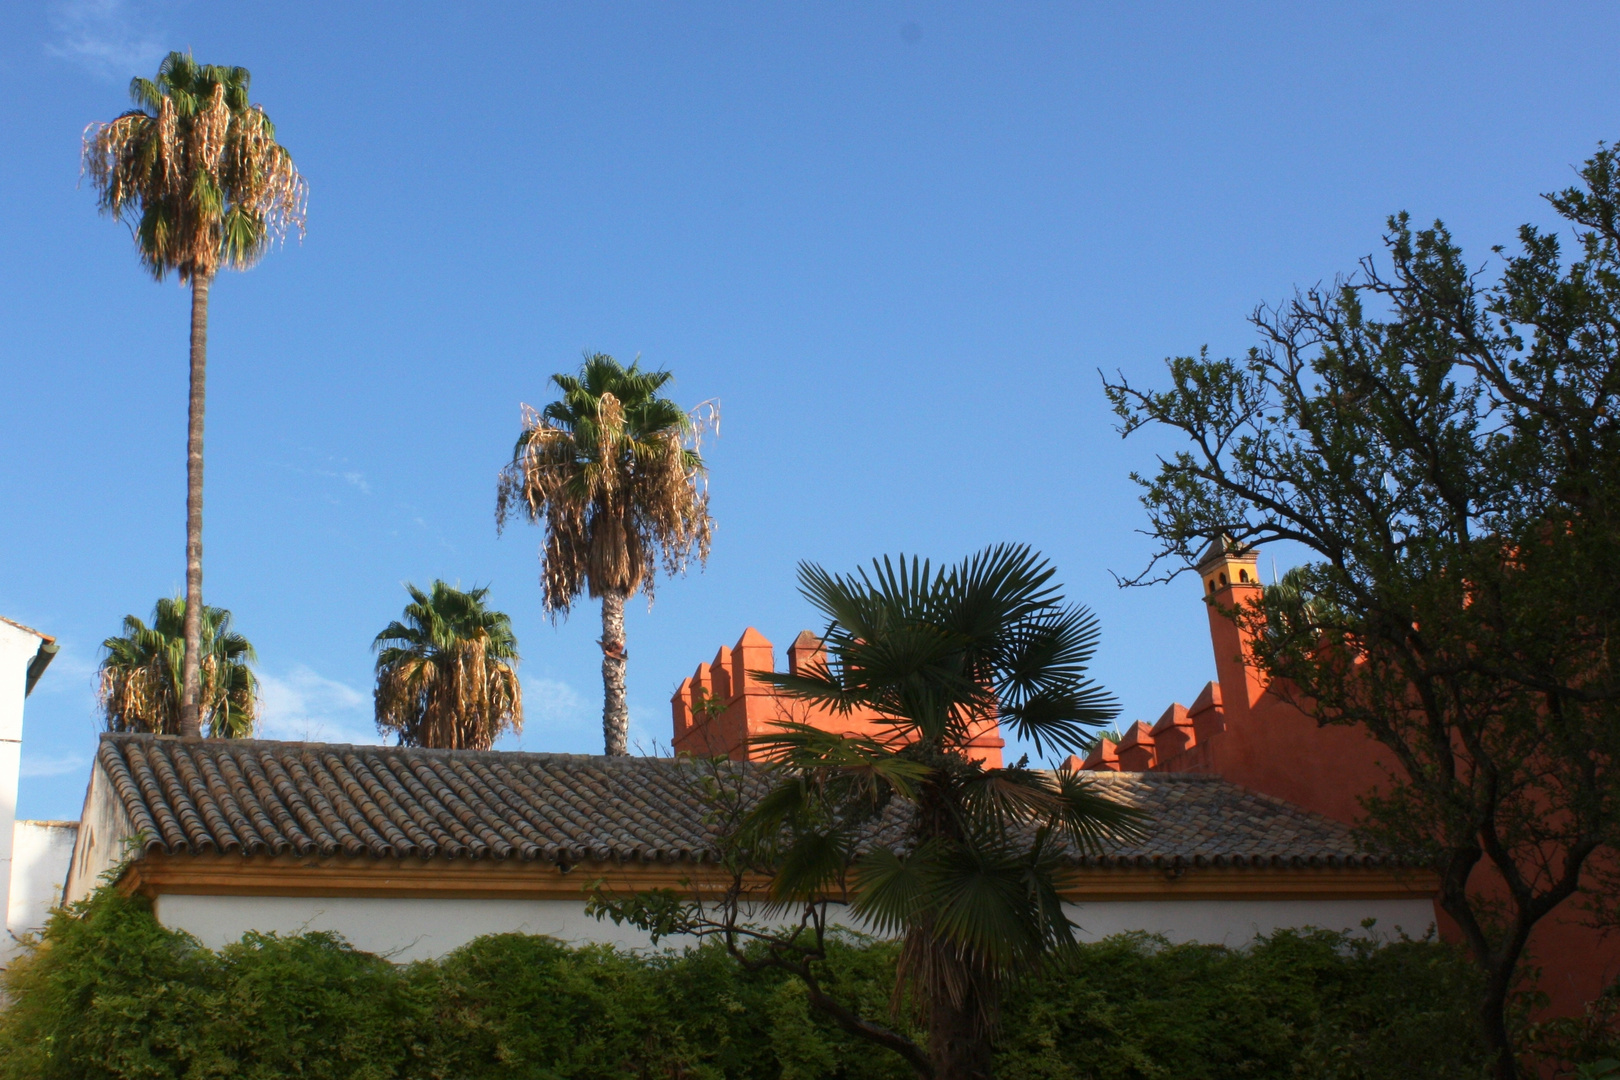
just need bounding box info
[120,853,1437,903]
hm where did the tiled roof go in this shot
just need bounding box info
[95,733,1390,870]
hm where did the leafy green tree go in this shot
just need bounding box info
[373,581,523,751]
[1103,142,1620,1078]
[595,545,1142,1080]
[98,596,257,739]
[497,353,716,756]
[83,52,305,738]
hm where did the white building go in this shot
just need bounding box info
[0,614,70,960]
[0,605,1435,966]
[59,734,1436,962]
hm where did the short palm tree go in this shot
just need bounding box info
[99,596,257,738]
[496,353,716,756]
[373,581,523,751]
[599,546,1144,1080]
[752,545,1142,1079]
[83,52,306,737]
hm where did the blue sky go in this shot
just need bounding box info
[2,1,1617,820]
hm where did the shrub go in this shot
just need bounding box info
[998,930,1488,1079]
[0,887,1491,1079]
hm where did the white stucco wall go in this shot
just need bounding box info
[155,895,676,960]
[7,820,78,945]
[153,893,1436,963]
[0,619,46,947]
[1062,898,1435,945]
[62,760,137,905]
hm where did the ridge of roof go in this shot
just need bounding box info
[98,731,655,765]
[0,614,53,642]
[93,733,1238,779]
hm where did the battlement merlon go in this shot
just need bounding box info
[670,627,1004,767]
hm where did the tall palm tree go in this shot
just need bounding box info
[84,52,306,738]
[741,545,1143,1080]
[497,353,717,756]
[373,581,524,751]
[99,596,258,738]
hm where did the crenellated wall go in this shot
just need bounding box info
[1067,542,1620,1017]
[1070,545,1392,828]
[670,628,1004,766]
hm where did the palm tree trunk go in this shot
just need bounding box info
[927,946,995,1080]
[600,590,630,755]
[178,273,210,738]
[928,999,992,1080]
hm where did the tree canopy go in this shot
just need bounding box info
[1104,141,1620,1079]
[374,581,523,751]
[496,352,715,754]
[82,51,306,284]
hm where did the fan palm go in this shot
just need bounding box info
[373,581,523,750]
[743,545,1143,1080]
[99,596,257,738]
[83,52,306,737]
[497,352,716,756]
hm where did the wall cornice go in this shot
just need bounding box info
[120,852,1438,904]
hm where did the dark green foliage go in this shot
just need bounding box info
[998,931,1488,1080]
[0,889,430,1080]
[0,887,1491,1080]
[210,932,430,1079]
[0,887,221,1079]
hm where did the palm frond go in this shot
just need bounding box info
[927,839,1061,970]
[1047,764,1152,853]
[769,828,852,906]
[849,845,934,937]
[748,722,928,798]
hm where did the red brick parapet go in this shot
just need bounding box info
[671,628,1005,767]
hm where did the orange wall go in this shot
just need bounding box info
[1073,552,1619,1016]
[670,627,1004,767]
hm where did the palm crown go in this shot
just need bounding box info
[373,581,523,751]
[98,596,257,739]
[82,51,306,282]
[497,352,715,608]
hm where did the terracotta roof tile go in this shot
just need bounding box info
[97,733,1391,870]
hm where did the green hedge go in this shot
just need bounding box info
[0,887,1490,1079]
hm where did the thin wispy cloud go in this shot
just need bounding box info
[258,665,379,744]
[312,468,372,495]
[525,678,591,730]
[493,677,597,753]
[21,752,88,779]
[46,0,168,81]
